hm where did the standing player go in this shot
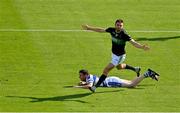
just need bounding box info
[75,69,159,89]
[82,19,150,92]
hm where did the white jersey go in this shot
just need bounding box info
[86,74,123,87]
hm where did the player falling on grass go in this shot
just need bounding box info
[74,69,159,89]
[82,19,150,92]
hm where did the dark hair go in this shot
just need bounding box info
[115,19,123,24]
[79,69,89,75]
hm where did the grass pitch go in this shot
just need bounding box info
[0,0,180,112]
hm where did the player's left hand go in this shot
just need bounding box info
[82,24,89,30]
[78,81,87,86]
[73,85,85,88]
[142,44,150,51]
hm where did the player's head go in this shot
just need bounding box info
[79,69,89,81]
[115,19,124,30]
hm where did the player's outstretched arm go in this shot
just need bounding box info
[129,39,150,51]
[82,24,106,33]
[74,82,93,89]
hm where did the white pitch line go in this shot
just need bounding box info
[0,29,86,32]
[0,111,180,113]
[130,30,180,33]
[0,29,180,33]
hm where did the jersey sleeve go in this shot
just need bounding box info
[123,31,132,41]
[86,75,94,85]
[105,27,113,33]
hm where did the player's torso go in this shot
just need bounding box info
[86,75,122,87]
[86,74,99,86]
[108,28,130,56]
[109,28,127,46]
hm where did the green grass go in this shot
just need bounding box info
[0,0,180,112]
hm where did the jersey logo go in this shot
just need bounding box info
[112,37,126,45]
[112,32,116,35]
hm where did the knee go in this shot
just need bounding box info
[127,83,136,88]
[117,64,126,70]
[125,82,136,88]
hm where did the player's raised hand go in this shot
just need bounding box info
[82,24,89,30]
[142,44,150,51]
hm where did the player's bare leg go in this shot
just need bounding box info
[116,63,141,76]
[127,75,145,87]
[103,63,115,75]
[120,76,144,88]
[121,69,160,88]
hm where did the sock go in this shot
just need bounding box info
[143,71,149,78]
[125,65,136,71]
[95,74,107,87]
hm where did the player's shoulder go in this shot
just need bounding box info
[121,29,131,36]
[89,74,94,77]
[106,27,115,32]
[86,74,93,80]
[86,74,95,83]
[107,27,115,30]
[121,28,128,33]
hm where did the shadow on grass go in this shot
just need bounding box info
[126,87,145,90]
[138,84,156,87]
[63,85,74,88]
[136,36,180,41]
[6,89,122,103]
[6,93,92,103]
[63,85,150,90]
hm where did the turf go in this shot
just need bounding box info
[0,0,180,112]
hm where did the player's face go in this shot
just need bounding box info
[115,22,123,30]
[79,73,86,81]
